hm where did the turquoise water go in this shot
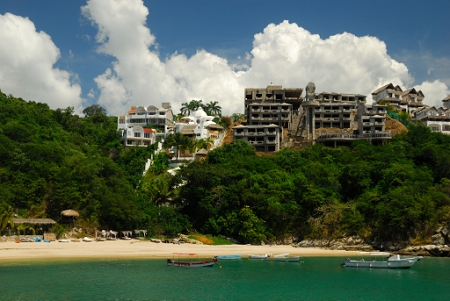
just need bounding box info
[1,257,449,300]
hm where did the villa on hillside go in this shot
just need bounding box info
[411,96,450,135]
[117,103,175,148]
[372,83,450,135]
[175,107,224,146]
[371,83,427,114]
[117,102,224,161]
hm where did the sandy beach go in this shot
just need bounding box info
[0,239,357,261]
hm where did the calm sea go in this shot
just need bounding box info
[0,257,449,301]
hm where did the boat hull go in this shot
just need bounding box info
[342,260,414,269]
[248,254,268,259]
[266,256,300,262]
[167,259,216,267]
[341,256,421,269]
[214,254,242,260]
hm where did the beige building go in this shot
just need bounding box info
[371,83,427,114]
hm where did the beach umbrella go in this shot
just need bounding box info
[61,210,79,229]
[61,209,79,217]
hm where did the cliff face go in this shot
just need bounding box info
[385,115,408,135]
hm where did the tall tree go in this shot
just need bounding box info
[162,133,190,159]
[204,101,222,116]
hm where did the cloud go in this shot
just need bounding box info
[415,80,450,108]
[0,13,84,112]
[83,0,448,117]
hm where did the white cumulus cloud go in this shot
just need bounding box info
[82,0,449,116]
[0,13,84,112]
[415,80,450,108]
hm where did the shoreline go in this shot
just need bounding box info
[0,240,358,262]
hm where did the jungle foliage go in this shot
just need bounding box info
[2,90,450,245]
[173,130,450,244]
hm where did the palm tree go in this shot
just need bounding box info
[143,177,177,206]
[232,113,246,122]
[162,132,190,159]
[205,101,222,117]
[180,102,191,116]
[190,100,203,111]
[196,137,214,151]
[0,203,15,236]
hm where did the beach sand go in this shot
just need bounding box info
[0,239,357,261]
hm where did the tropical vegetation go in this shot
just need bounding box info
[1,90,450,246]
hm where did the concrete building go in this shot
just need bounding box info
[308,91,391,147]
[236,83,392,151]
[233,124,282,152]
[236,84,302,152]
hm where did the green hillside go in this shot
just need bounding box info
[1,90,450,245]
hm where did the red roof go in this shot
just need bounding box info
[143,128,154,133]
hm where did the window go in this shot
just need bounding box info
[429,124,440,132]
[134,132,141,137]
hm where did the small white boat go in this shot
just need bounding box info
[341,252,422,269]
[58,239,70,243]
[266,254,300,262]
[214,254,242,260]
[248,254,268,259]
[82,237,93,242]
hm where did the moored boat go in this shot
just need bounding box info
[248,254,268,259]
[266,254,301,262]
[214,254,242,260]
[341,252,422,269]
[167,252,218,267]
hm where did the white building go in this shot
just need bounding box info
[371,83,427,114]
[124,126,157,147]
[175,107,224,147]
[118,103,175,148]
[413,104,450,135]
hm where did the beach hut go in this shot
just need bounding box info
[12,218,57,240]
[61,209,79,228]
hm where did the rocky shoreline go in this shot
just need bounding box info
[294,226,450,257]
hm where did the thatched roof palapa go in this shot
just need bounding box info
[61,209,80,217]
[13,218,56,225]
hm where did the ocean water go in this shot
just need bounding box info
[0,257,449,301]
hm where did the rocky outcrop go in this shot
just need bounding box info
[400,245,450,257]
[294,237,374,252]
[294,227,450,257]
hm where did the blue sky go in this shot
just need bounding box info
[1,0,449,116]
